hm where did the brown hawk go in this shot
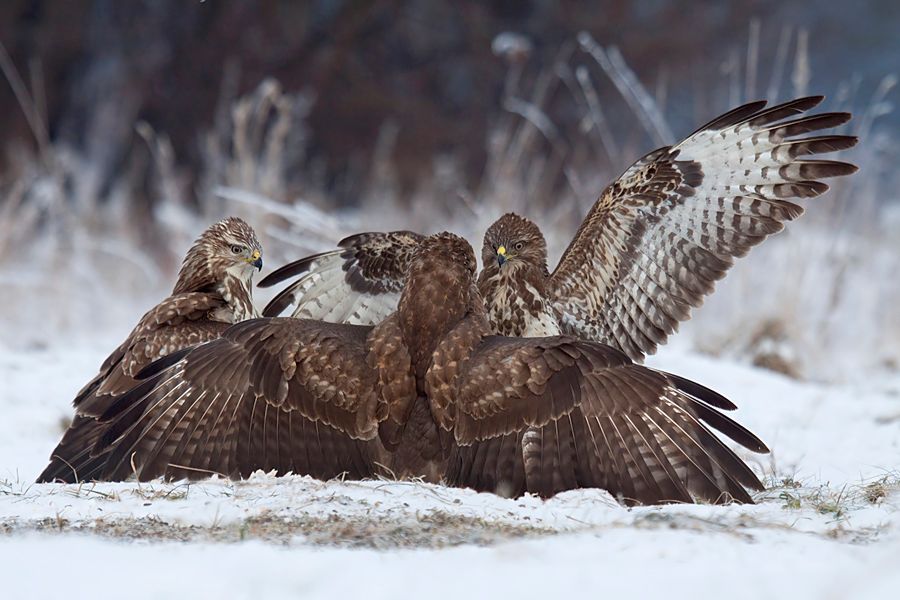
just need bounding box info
[259,96,857,360]
[36,217,263,483]
[88,232,767,505]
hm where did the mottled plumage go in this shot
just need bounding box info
[91,233,768,505]
[260,96,857,361]
[262,231,424,325]
[477,214,559,337]
[36,217,263,483]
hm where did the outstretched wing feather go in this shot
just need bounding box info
[94,318,387,481]
[442,336,767,505]
[549,96,857,360]
[259,231,425,324]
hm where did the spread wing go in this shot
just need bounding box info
[259,231,424,324]
[92,318,388,482]
[549,96,858,360]
[37,293,230,483]
[433,333,767,505]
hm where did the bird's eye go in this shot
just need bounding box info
[514,241,524,251]
[230,245,244,254]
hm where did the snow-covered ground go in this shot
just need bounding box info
[1,334,899,599]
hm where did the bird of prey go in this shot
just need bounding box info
[36,217,264,483]
[90,232,768,505]
[258,96,857,361]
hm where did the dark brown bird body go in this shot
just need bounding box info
[84,232,771,505]
[37,217,263,483]
[386,235,480,479]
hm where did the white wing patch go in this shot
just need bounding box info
[287,253,400,326]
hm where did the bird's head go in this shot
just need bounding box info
[413,231,477,277]
[482,213,547,272]
[403,232,479,313]
[173,217,263,294]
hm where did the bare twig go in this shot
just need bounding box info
[0,40,50,160]
[746,18,760,100]
[575,65,619,161]
[578,32,674,145]
[766,25,793,99]
[792,28,810,98]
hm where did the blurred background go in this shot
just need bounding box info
[0,0,897,381]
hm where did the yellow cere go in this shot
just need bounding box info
[497,246,507,256]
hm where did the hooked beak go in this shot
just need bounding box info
[496,245,507,267]
[249,249,263,271]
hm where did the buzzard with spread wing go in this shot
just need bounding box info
[88,233,768,505]
[36,217,264,483]
[259,96,857,360]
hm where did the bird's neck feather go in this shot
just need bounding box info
[399,261,479,371]
[478,260,548,302]
[478,260,554,336]
[215,272,257,323]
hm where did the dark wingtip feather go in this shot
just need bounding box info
[831,112,853,127]
[773,199,804,221]
[261,283,298,317]
[35,418,108,483]
[802,160,859,179]
[257,251,337,288]
[134,347,193,380]
[777,112,852,137]
[668,374,737,411]
[745,95,825,127]
[773,180,829,199]
[690,400,771,454]
[800,94,826,106]
[693,100,768,135]
[806,135,859,154]
[784,95,826,108]
[97,373,162,426]
[832,161,859,176]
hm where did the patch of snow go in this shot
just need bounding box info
[3,516,900,600]
[1,337,899,599]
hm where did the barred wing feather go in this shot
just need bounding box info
[548,96,857,360]
[259,231,424,325]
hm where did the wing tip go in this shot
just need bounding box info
[257,250,341,288]
[668,373,738,411]
[134,347,193,380]
[261,286,296,317]
[794,94,826,109]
